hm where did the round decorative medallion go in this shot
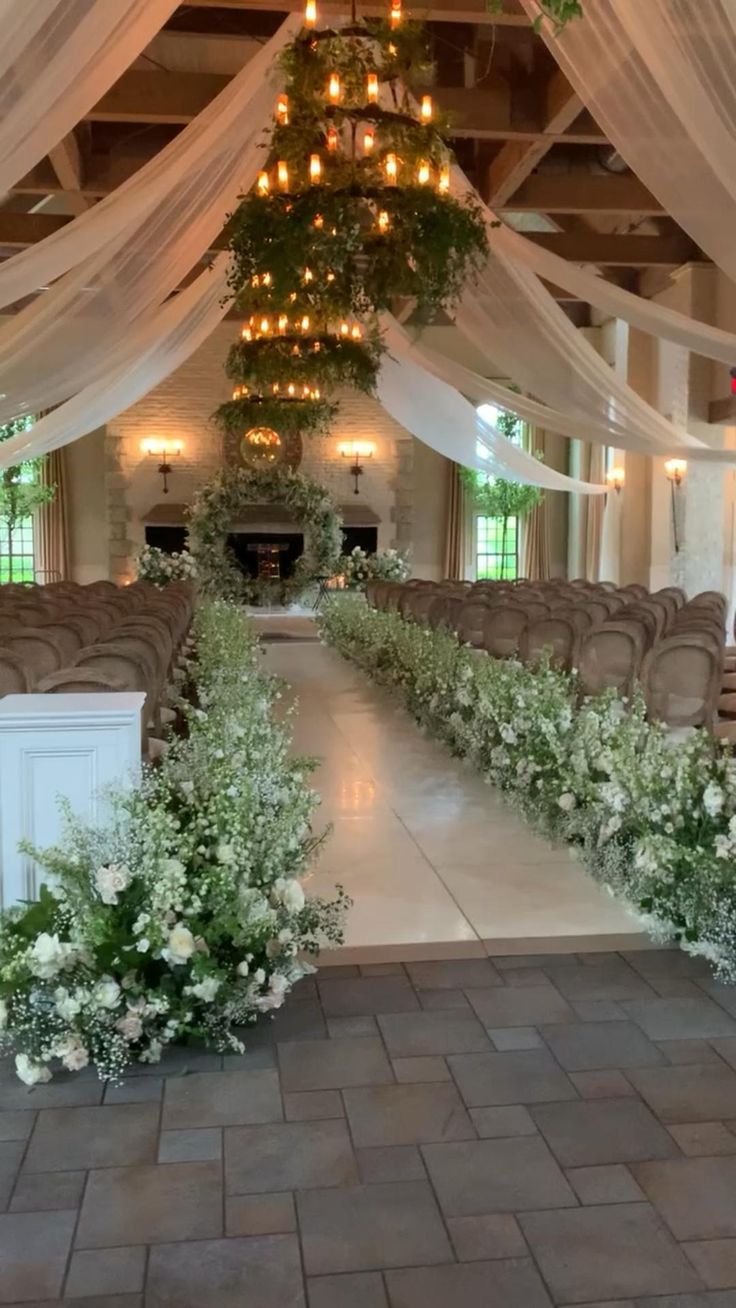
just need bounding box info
[241,426,282,465]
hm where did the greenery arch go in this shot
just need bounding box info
[188,465,343,605]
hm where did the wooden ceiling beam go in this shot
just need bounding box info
[498,173,665,214]
[0,212,698,272]
[47,133,91,215]
[182,0,531,24]
[486,67,583,205]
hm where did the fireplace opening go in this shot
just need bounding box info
[227,532,304,581]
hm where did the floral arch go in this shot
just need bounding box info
[188,465,343,603]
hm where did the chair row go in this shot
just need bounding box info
[0,580,195,759]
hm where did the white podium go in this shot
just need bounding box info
[0,693,145,908]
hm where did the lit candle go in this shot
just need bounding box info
[241,326,252,341]
[326,270,335,282]
[304,266,313,282]
[385,152,398,183]
[309,153,322,183]
[377,209,390,233]
[232,386,241,400]
[366,72,379,103]
[287,383,296,396]
[278,314,288,333]
[417,159,430,184]
[304,0,317,26]
[259,317,270,334]
[328,72,341,103]
[256,170,269,195]
[303,384,311,397]
[313,213,324,228]
[438,163,450,193]
[277,160,289,191]
[390,0,401,28]
[300,315,310,331]
[276,93,289,124]
[262,271,272,286]
[326,126,338,153]
[351,324,362,340]
[313,387,321,400]
[363,127,375,154]
[339,321,349,336]
[272,383,280,393]
[420,94,433,122]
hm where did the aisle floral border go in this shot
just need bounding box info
[188,465,343,605]
[0,601,347,1084]
[320,596,736,981]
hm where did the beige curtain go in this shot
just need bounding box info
[34,447,70,581]
[583,443,606,581]
[444,460,466,580]
[522,428,551,580]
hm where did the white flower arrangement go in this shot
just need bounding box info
[137,544,198,588]
[340,546,410,590]
[320,596,736,981]
[0,601,347,1083]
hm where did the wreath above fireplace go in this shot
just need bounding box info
[188,464,343,604]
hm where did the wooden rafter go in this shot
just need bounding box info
[486,68,583,205]
[498,173,664,214]
[47,132,90,215]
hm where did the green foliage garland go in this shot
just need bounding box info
[188,465,343,604]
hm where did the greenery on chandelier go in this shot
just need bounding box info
[0,601,346,1085]
[321,597,736,982]
[487,0,582,29]
[218,5,488,453]
[188,465,343,604]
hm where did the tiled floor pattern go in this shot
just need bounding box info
[4,950,736,1305]
[254,627,648,961]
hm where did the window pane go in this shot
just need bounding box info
[476,514,518,580]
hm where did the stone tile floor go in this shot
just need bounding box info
[4,950,736,1305]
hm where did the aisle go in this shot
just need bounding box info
[256,617,648,963]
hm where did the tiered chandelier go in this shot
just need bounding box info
[216,0,487,454]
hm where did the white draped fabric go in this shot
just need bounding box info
[380,324,607,493]
[0,0,180,195]
[492,223,736,368]
[0,258,230,470]
[0,24,293,426]
[452,215,713,456]
[522,0,736,284]
[0,15,299,310]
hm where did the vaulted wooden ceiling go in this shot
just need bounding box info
[0,0,705,319]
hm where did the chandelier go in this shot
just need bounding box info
[216,0,487,450]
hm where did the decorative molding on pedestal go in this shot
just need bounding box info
[0,693,145,908]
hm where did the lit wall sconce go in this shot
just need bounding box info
[140,437,184,495]
[664,457,687,553]
[338,439,375,494]
[606,466,625,496]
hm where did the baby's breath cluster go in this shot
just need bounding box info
[320,596,736,980]
[0,601,346,1085]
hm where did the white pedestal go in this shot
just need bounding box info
[0,693,145,908]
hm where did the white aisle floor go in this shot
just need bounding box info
[255,615,649,964]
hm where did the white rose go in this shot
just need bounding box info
[94,862,133,906]
[116,1012,144,1041]
[137,937,150,954]
[62,1044,89,1072]
[236,960,250,977]
[254,968,266,985]
[270,973,289,998]
[558,792,576,813]
[163,924,196,966]
[94,977,121,1010]
[15,1053,52,1086]
[0,997,7,1030]
[191,976,220,1002]
[54,988,82,1022]
[29,932,71,980]
[281,880,305,913]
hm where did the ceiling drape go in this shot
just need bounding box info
[0,0,180,195]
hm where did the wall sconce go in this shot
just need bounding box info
[606,466,625,496]
[140,437,183,495]
[338,439,375,494]
[664,458,687,553]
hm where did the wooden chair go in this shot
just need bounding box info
[577,623,645,699]
[456,600,493,648]
[0,649,33,694]
[37,621,83,664]
[37,668,128,694]
[519,617,577,671]
[4,629,65,682]
[642,633,723,730]
[482,605,528,659]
